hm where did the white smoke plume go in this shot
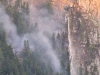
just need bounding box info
[0,1,66,73]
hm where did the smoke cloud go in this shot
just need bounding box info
[0,1,66,73]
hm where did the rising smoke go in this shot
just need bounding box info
[0,0,66,73]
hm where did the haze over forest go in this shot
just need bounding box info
[0,0,100,75]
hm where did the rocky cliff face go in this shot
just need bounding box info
[66,1,100,75]
[78,0,100,17]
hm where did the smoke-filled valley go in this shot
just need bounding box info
[0,0,100,75]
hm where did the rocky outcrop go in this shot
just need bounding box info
[66,3,100,75]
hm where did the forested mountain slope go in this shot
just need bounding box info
[0,0,69,75]
[0,0,100,75]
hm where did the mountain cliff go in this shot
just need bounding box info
[0,0,100,75]
[66,1,100,75]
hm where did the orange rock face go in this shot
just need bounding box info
[19,0,100,18]
[78,0,100,17]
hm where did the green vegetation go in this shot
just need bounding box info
[0,31,26,75]
[0,27,66,75]
[0,0,69,75]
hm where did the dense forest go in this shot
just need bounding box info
[0,0,69,75]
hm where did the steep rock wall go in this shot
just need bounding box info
[67,4,100,75]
